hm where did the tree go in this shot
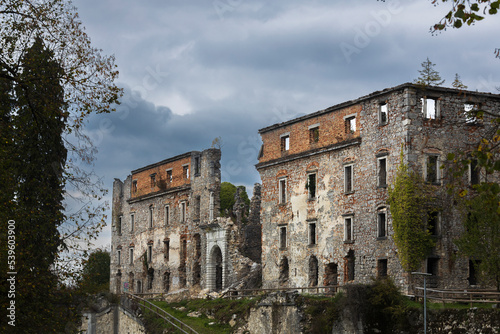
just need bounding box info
[220,182,250,218]
[388,151,435,272]
[452,73,468,89]
[414,57,445,87]
[78,249,111,294]
[0,1,121,331]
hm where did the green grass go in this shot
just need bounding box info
[144,298,257,334]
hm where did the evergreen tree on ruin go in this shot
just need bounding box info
[414,57,445,87]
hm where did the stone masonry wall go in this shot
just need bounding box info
[257,83,500,293]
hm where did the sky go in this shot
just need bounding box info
[70,0,500,249]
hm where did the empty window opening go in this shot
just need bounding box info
[183,165,189,179]
[464,103,479,123]
[163,238,170,262]
[422,97,437,119]
[309,223,317,245]
[307,173,316,199]
[130,214,134,232]
[377,259,388,278]
[309,126,319,143]
[147,269,154,290]
[344,217,353,242]
[129,248,134,265]
[279,257,289,287]
[163,271,170,292]
[428,210,439,236]
[117,250,121,266]
[279,226,287,249]
[470,159,479,185]
[426,155,439,184]
[378,157,387,187]
[345,249,355,282]
[193,234,202,286]
[136,280,142,294]
[281,135,290,152]
[164,206,169,225]
[324,263,338,291]
[166,169,172,183]
[147,244,153,263]
[344,165,353,193]
[150,174,156,188]
[345,116,356,133]
[132,180,138,193]
[149,205,154,228]
[309,256,319,287]
[377,210,387,238]
[427,257,439,276]
[380,103,388,124]
[181,202,187,223]
[117,216,122,235]
[279,178,287,204]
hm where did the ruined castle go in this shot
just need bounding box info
[111,83,500,295]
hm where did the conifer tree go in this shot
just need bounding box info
[414,57,445,87]
[452,73,468,89]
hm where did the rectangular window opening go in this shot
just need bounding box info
[377,259,388,277]
[164,206,169,226]
[279,178,287,204]
[309,127,319,144]
[307,173,316,199]
[150,174,156,188]
[130,214,134,232]
[281,135,290,152]
[279,226,287,249]
[181,202,187,223]
[309,223,316,245]
[426,155,439,184]
[344,165,353,193]
[183,165,189,179]
[117,250,121,266]
[148,245,153,263]
[345,116,356,133]
[129,248,134,265]
[378,211,387,238]
[164,239,170,262]
[149,206,154,228]
[166,170,172,184]
[427,258,439,276]
[422,97,437,119]
[380,103,388,124]
[344,217,353,242]
[378,157,387,187]
[470,159,479,185]
[428,211,439,236]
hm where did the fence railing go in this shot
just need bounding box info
[222,285,343,299]
[414,288,500,305]
[123,292,199,334]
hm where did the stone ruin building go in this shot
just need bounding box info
[256,83,500,293]
[110,148,261,295]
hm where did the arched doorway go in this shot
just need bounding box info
[208,245,223,291]
[309,255,318,287]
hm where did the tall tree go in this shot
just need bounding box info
[414,57,445,87]
[78,249,111,294]
[0,1,122,331]
[452,73,468,89]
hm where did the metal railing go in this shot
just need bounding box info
[414,288,500,306]
[222,285,343,299]
[123,292,199,334]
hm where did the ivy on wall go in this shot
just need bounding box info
[388,150,435,272]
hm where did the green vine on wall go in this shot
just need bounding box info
[388,149,435,272]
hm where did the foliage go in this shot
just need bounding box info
[431,0,500,31]
[78,249,111,294]
[413,57,445,87]
[0,0,121,331]
[452,73,468,89]
[454,182,500,290]
[220,182,250,218]
[388,150,436,272]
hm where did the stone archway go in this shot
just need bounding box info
[208,245,223,291]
